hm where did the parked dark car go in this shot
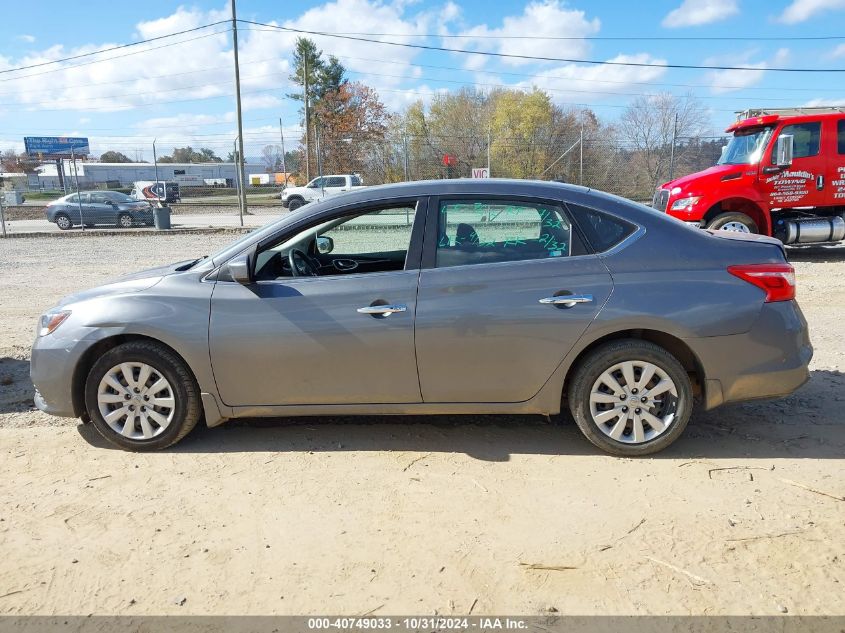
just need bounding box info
[45,191,153,229]
[31,180,811,455]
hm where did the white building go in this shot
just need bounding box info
[34,161,266,190]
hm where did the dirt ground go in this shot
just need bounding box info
[0,234,843,616]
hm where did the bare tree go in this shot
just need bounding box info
[619,93,710,192]
[261,145,283,173]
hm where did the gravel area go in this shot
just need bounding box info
[0,233,843,616]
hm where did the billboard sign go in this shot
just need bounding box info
[24,136,90,157]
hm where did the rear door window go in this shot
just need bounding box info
[434,199,588,269]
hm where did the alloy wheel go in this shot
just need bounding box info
[96,362,175,440]
[588,360,679,444]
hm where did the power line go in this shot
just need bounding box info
[0,29,232,83]
[239,27,845,42]
[239,19,845,73]
[0,21,229,75]
[332,53,845,94]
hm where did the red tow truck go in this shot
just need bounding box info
[654,107,845,245]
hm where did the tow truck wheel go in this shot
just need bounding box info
[706,212,758,234]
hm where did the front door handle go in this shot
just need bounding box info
[817,175,824,190]
[357,304,407,315]
[539,294,593,308]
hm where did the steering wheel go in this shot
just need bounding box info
[289,248,320,277]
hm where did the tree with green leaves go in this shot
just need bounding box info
[288,37,348,177]
[158,146,222,163]
[99,151,133,163]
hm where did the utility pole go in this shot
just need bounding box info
[487,127,491,175]
[403,135,409,181]
[71,147,85,232]
[231,0,247,225]
[579,123,584,185]
[668,112,679,181]
[279,117,287,187]
[0,191,7,238]
[233,137,243,218]
[303,54,311,181]
[153,139,162,207]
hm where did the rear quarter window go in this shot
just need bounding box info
[567,204,637,253]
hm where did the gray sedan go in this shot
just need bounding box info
[30,180,812,455]
[46,191,153,229]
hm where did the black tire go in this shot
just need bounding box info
[706,212,758,234]
[567,340,693,456]
[287,197,304,211]
[84,341,202,451]
[55,213,73,230]
[117,213,134,228]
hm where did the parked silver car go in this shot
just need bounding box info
[45,191,153,229]
[31,180,812,455]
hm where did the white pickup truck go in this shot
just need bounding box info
[280,174,365,210]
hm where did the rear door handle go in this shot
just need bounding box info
[357,304,407,315]
[539,294,593,308]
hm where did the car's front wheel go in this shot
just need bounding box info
[84,340,201,451]
[287,198,304,211]
[568,340,693,456]
[54,213,72,230]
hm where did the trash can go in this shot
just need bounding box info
[153,205,171,230]
[4,191,24,205]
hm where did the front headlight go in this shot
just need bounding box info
[38,310,71,337]
[670,196,702,211]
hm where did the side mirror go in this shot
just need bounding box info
[719,145,728,160]
[316,236,334,254]
[227,253,252,284]
[776,134,794,167]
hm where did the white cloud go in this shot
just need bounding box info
[241,94,286,111]
[17,34,36,43]
[134,112,236,131]
[0,7,235,112]
[662,0,739,27]
[510,53,669,102]
[778,0,845,23]
[453,1,600,69]
[705,48,789,93]
[828,43,845,57]
[800,97,845,106]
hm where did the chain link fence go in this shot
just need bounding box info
[0,134,730,235]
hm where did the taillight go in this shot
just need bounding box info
[728,263,796,302]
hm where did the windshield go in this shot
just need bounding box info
[717,127,773,165]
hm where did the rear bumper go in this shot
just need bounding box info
[686,300,812,410]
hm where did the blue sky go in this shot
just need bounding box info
[1,0,844,159]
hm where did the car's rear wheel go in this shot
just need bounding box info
[55,213,72,230]
[567,340,693,456]
[706,212,758,234]
[84,341,201,451]
[117,213,134,228]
